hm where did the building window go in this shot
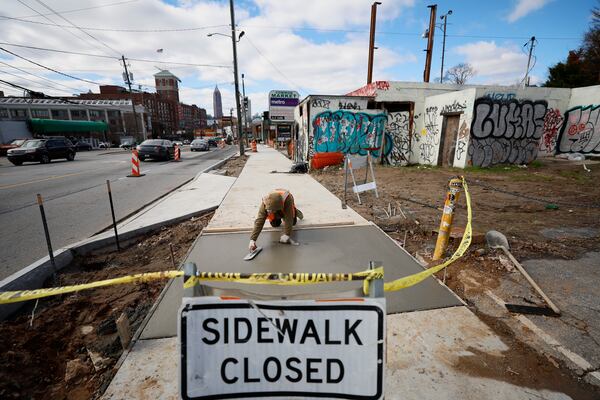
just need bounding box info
[0,108,8,118]
[89,110,104,121]
[51,109,69,119]
[70,109,87,120]
[31,109,50,118]
[10,109,28,119]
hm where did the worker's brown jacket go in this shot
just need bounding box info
[250,194,295,241]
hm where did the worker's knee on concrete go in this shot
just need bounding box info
[270,218,282,227]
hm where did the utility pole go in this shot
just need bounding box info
[367,2,382,84]
[241,73,249,140]
[523,36,536,88]
[229,0,245,156]
[423,4,437,83]
[121,55,141,141]
[439,10,452,83]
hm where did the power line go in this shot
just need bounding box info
[15,0,115,57]
[32,0,122,56]
[0,47,104,85]
[0,15,230,33]
[0,61,85,92]
[15,0,139,19]
[0,68,78,94]
[0,42,232,69]
[244,35,306,93]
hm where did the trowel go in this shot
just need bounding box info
[243,246,263,261]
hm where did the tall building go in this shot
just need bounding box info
[154,70,180,103]
[213,85,223,119]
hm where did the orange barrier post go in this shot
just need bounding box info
[251,140,257,152]
[127,149,144,177]
[174,145,181,162]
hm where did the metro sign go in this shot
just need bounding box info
[179,297,385,400]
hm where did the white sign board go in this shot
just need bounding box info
[179,297,385,400]
[269,90,299,122]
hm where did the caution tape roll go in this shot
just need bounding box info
[382,176,472,293]
[0,270,183,305]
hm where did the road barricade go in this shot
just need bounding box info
[127,149,144,178]
[174,145,181,162]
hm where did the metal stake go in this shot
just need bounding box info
[106,180,121,251]
[37,193,56,275]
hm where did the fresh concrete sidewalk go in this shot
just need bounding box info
[103,146,584,400]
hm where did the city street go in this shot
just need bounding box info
[0,146,236,280]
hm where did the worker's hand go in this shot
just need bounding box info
[279,234,290,244]
[249,240,257,252]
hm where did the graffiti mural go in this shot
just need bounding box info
[540,108,564,153]
[556,105,600,154]
[440,100,467,114]
[483,92,516,101]
[455,121,469,161]
[469,98,548,167]
[311,98,331,109]
[312,110,389,157]
[384,111,411,165]
[414,106,440,164]
[338,101,362,110]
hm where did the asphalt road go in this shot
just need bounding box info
[0,146,237,280]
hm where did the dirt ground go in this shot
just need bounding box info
[0,154,250,400]
[313,156,600,396]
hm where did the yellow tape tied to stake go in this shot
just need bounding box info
[0,177,471,305]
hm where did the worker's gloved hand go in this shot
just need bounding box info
[249,240,257,251]
[279,234,290,244]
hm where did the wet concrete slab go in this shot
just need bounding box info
[140,224,461,340]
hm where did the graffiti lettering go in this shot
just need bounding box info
[540,108,564,153]
[312,111,389,157]
[338,101,362,110]
[556,105,600,154]
[469,98,548,167]
[455,121,469,161]
[311,98,331,109]
[483,92,516,101]
[440,100,467,114]
[384,111,411,165]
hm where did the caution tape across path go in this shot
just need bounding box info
[0,177,472,305]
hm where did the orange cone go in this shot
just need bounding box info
[251,139,257,152]
[174,144,181,162]
[127,149,145,177]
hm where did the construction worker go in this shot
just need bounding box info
[249,189,303,251]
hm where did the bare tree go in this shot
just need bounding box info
[444,63,476,85]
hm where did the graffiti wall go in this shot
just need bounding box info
[556,105,600,154]
[384,111,411,165]
[417,89,476,167]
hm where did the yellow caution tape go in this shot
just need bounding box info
[382,176,472,292]
[0,270,183,305]
[0,177,471,304]
[182,267,384,289]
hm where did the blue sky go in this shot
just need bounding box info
[0,0,596,116]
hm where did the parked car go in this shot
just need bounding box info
[0,139,27,156]
[190,139,209,151]
[183,139,190,145]
[7,138,75,165]
[120,141,137,150]
[136,139,175,161]
[98,142,111,149]
[173,140,183,147]
[75,141,93,151]
[207,138,218,148]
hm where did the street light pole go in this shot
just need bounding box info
[229,0,245,156]
[367,2,381,84]
[439,10,452,83]
[121,55,141,140]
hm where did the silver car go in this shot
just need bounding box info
[191,139,209,151]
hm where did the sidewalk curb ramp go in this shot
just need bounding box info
[0,151,238,320]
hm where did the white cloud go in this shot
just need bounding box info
[0,0,417,113]
[454,41,528,85]
[507,0,551,23]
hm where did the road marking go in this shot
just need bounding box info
[0,171,87,190]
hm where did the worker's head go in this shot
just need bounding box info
[263,192,284,213]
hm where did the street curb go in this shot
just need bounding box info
[0,149,238,321]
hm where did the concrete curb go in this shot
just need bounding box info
[0,150,238,320]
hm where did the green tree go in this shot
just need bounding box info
[545,2,600,87]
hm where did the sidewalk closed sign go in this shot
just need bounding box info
[179,297,385,400]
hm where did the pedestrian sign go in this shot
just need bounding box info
[179,297,385,400]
